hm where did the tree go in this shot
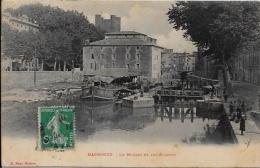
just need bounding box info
[2,3,104,70]
[1,22,40,59]
[167,2,260,89]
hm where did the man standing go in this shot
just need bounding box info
[240,115,246,135]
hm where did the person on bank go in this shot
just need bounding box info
[240,115,246,135]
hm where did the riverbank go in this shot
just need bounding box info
[224,81,260,145]
[1,70,83,102]
[1,81,82,102]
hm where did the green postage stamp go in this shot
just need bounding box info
[37,106,75,150]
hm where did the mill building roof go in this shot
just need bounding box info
[105,31,145,36]
[86,31,164,48]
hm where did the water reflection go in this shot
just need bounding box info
[155,105,196,123]
[2,95,236,144]
[73,100,236,144]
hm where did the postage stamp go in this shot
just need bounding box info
[37,106,75,150]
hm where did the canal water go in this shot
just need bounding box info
[2,96,237,144]
[72,99,236,144]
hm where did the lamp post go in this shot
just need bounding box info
[33,46,37,87]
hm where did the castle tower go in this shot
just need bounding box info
[95,14,121,33]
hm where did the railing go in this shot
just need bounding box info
[156,89,203,97]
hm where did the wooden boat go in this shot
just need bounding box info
[80,86,119,101]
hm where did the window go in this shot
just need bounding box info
[137,54,140,60]
[127,64,130,69]
[101,54,104,59]
[91,54,94,59]
[112,54,115,60]
[126,54,129,59]
[136,46,139,50]
[90,63,93,69]
[136,64,140,69]
[112,63,115,68]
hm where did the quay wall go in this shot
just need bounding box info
[1,71,82,89]
[223,103,239,143]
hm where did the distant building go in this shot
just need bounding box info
[176,52,196,72]
[95,15,120,33]
[162,50,196,72]
[161,50,196,84]
[161,49,178,83]
[232,41,260,85]
[1,54,41,71]
[2,12,40,33]
[1,13,40,71]
[83,31,163,82]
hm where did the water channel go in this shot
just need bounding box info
[73,98,236,144]
[2,96,237,144]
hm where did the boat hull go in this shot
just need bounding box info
[81,86,117,101]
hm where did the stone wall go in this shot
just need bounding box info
[1,71,82,89]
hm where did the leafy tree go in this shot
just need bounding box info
[1,22,40,59]
[2,3,104,70]
[167,1,260,89]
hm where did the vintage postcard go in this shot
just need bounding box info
[1,0,260,167]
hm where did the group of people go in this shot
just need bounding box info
[229,100,251,135]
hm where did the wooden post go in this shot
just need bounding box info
[160,105,164,121]
[169,105,172,122]
[191,107,194,123]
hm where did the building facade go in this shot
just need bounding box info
[1,55,42,71]
[232,41,260,85]
[83,31,163,82]
[2,12,40,33]
[95,15,120,33]
[176,52,196,72]
[162,50,196,73]
[161,49,178,82]
[161,50,196,84]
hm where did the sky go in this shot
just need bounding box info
[2,0,197,53]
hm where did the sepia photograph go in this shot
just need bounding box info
[1,0,260,167]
